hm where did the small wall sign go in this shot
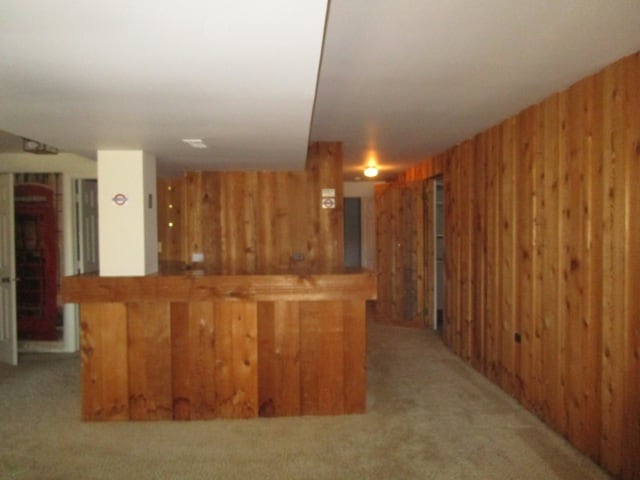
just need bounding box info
[322,197,336,209]
[112,193,128,206]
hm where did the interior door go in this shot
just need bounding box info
[0,174,18,365]
[77,179,99,273]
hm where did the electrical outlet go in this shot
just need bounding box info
[191,252,204,263]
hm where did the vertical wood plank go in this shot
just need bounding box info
[213,300,233,416]
[256,172,277,271]
[258,301,301,417]
[317,301,345,414]
[257,301,276,416]
[485,126,502,384]
[188,301,217,419]
[183,172,203,266]
[170,302,191,420]
[343,300,366,413]
[80,303,129,421]
[299,301,320,414]
[515,107,536,408]
[423,179,435,329]
[274,301,302,415]
[230,301,259,417]
[201,173,222,270]
[622,51,640,480]
[375,184,394,323]
[242,173,258,273]
[500,118,517,396]
[299,301,345,415]
[600,58,627,476]
[127,302,172,420]
[531,103,545,420]
[584,71,604,461]
[459,141,473,362]
[564,79,589,450]
[472,133,486,372]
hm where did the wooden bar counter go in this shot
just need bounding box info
[61,268,377,421]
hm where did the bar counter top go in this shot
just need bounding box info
[61,267,377,303]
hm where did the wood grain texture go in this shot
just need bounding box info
[127,302,172,420]
[158,141,344,273]
[258,301,302,416]
[80,303,129,421]
[423,180,436,329]
[379,51,640,480]
[374,179,429,327]
[63,271,377,303]
[170,302,191,420]
[68,272,372,421]
[157,179,184,264]
[342,300,367,413]
[622,50,640,480]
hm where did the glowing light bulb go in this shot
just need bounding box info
[364,165,378,178]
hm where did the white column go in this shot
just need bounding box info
[97,150,158,276]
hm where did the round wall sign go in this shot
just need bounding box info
[112,193,128,206]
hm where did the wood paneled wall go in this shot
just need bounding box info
[78,299,366,421]
[378,51,640,479]
[158,142,344,272]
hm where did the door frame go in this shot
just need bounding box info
[0,173,17,364]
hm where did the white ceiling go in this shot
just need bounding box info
[1,1,640,180]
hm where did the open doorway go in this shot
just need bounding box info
[424,176,444,332]
[14,174,63,344]
[344,197,362,268]
[15,181,60,340]
[434,176,444,332]
[12,174,99,353]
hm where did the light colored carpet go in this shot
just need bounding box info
[0,321,610,480]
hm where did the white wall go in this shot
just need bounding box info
[97,150,158,276]
[344,181,380,270]
[0,152,97,176]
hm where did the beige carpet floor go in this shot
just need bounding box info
[0,321,610,480]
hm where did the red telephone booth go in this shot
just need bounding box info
[14,184,58,340]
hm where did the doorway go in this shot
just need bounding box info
[434,176,444,332]
[433,176,445,333]
[344,197,362,268]
[424,176,444,332]
[12,174,64,345]
[14,182,59,340]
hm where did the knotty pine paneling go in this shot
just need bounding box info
[375,177,437,327]
[79,303,129,421]
[379,51,640,479]
[63,271,375,421]
[157,142,344,273]
[157,178,184,266]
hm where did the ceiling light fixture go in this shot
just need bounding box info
[363,162,379,178]
[182,138,207,149]
[363,150,379,178]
